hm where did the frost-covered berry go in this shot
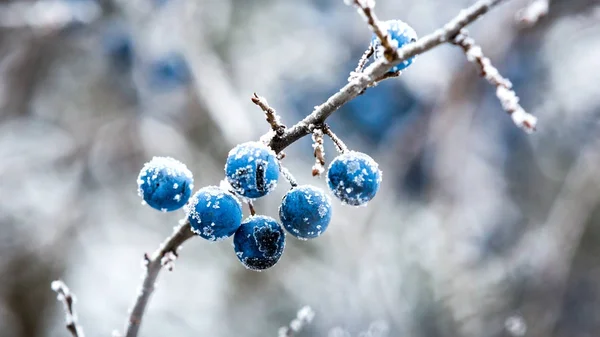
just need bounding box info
[371,19,418,72]
[225,141,279,199]
[279,185,332,240]
[327,151,382,206]
[137,156,193,212]
[186,186,243,241]
[233,215,285,271]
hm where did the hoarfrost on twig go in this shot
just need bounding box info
[51,280,86,337]
[452,30,537,133]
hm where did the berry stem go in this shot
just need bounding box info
[123,220,195,337]
[322,125,348,154]
[279,164,298,188]
[247,200,257,216]
[311,128,326,177]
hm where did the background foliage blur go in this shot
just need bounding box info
[0,0,599,336]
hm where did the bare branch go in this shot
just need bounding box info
[312,129,326,177]
[124,220,195,337]
[51,280,85,337]
[451,30,537,133]
[515,0,549,27]
[277,306,315,337]
[268,0,513,153]
[322,124,348,154]
[252,93,286,137]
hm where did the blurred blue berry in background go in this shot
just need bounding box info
[137,157,193,212]
[186,186,243,241]
[327,151,382,206]
[225,142,280,199]
[148,52,191,90]
[103,30,135,72]
[372,19,418,72]
[279,185,332,240]
[233,215,285,271]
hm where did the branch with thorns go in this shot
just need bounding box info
[51,280,86,337]
[50,1,543,337]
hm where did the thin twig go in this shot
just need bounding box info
[280,164,299,188]
[268,0,514,153]
[350,46,375,80]
[277,306,315,337]
[248,200,257,216]
[51,280,85,337]
[348,0,396,61]
[451,30,537,133]
[322,124,348,153]
[252,93,286,136]
[515,0,549,27]
[312,128,326,177]
[124,220,195,337]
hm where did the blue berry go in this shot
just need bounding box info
[327,151,382,206]
[279,185,332,240]
[137,157,194,212]
[233,215,285,271]
[371,20,418,72]
[225,142,280,199]
[186,186,243,241]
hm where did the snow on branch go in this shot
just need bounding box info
[252,93,286,137]
[311,128,326,177]
[51,280,86,337]
[267,0,514,154]
[123,220,195,337]
[346,0,396,61]
[451,30,537,133]
[278,306,316,337]
[515,0,550,27]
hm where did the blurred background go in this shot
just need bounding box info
[0,0,599,336]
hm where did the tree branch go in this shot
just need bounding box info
[268,0,513,154]
[51,280,85,337]
[451,30,537,132]
[124,220,195,337]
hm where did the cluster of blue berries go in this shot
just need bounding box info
[371,19,418,72]
[137,141,382,270]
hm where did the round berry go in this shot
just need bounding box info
[279,185,332,240]
[327,151,382,206]
[137,156,193,212]
[233,215,285,271]
[186,186,243,241]
[371,19,418,72]
[225,142,279,199]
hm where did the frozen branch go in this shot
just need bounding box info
[124,220,195,337]
[322,124,348,153]
[312,129,326,177]
[347,0,395,61]
[280,165,299,188]
[451,30,537,133]
[268,0,513,153]
[51,280,85,337]
[252,93,286,137]
[515,0,549,27]
[277,306,315,337]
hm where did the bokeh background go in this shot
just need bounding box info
[0,0,599,336]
